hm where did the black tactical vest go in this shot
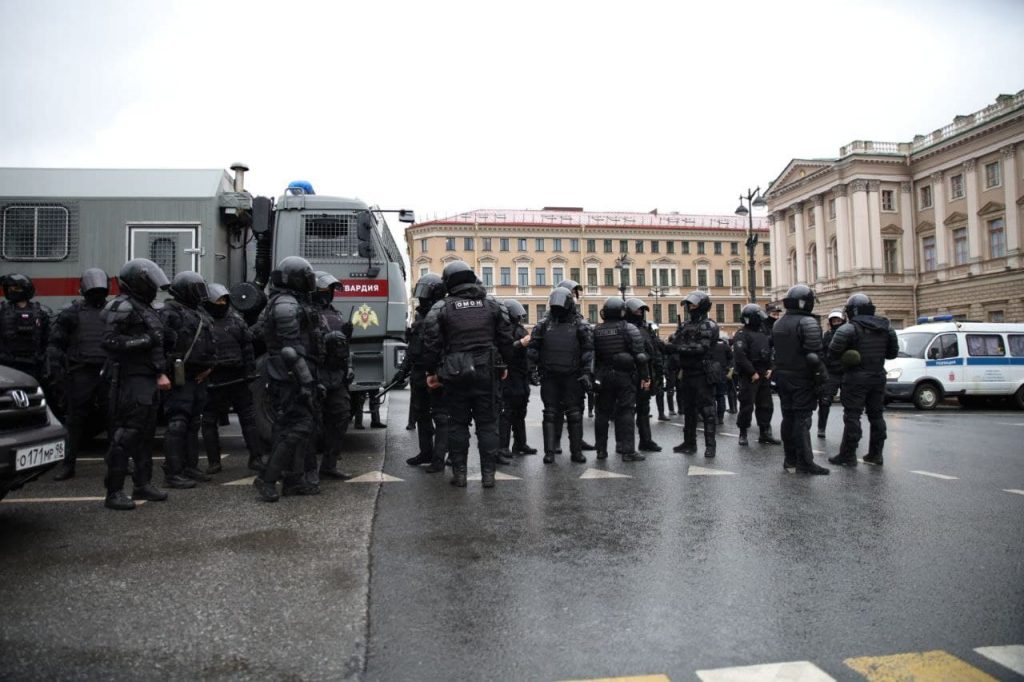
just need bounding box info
[444,297,495,354]
[594,320,629,361]
[850,320,891,374]
[772,312,815,374]
[103,294,166,375]
[263,292,318,358]
[163,300,216,368]
[320,307,350,371]
[540,319,580,374]
[210,315,245,368]
[734,327,772,373]
[71,302,108,365]
[675,319,715,371]
[406,314,427,368]
[0,301,47,363]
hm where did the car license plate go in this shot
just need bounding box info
[15,440,65,471]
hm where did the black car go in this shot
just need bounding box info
[0,366,68,501]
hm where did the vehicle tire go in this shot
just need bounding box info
[250,356,274,453]
[912,382,941,410]
[1014,385,1024,411]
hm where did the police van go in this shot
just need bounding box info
[884,316,1024,410]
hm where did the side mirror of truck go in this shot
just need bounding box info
[398,209,416,224]
[251,196,274,235]
[357,212,373,241]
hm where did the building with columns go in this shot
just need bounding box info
[764,91,1024,327]
[405,208,770,336]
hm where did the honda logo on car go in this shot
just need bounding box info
[11,390,30,409]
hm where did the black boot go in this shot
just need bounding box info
[738,428,749,446]
[703,418,716,458]
[828,450,858,467]
[637,416,661,452]
[494,450,513,465]
[798,462,830,475]
[482,469,496,488]
[622,451,646,462]
[597,450,608,460]
[542,419,559,464]
[673,441,697,454]
[247,453,266,472]
[568,417,587,463]
[132,484,168,502]
[104,490,135,510]
[863,451,884,466]
[580,440,596,451]
[512,421,537,454]
[183,467,211,482]
[758,426,782,445]
[450,466,468,487]
[205,463,223,475]
[53,462,76,481]
[253,477,280,502]
[406,453,432,466]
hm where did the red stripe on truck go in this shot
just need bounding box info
[1,277,121,297]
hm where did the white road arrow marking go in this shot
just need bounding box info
[467,471,522,481]
[223,476,256,486]
[1003,489,1024,496]
[688,465,736,477]
[579,469,632,479]
[975,645,1024,676]
[346,472,405,483]
[911,470,959,480]
[697,660,836,681]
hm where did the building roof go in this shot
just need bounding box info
[0,167,234,199]
[415,208,769,232]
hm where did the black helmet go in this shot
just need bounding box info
[782,284,816,313]
[548,286,576,316]
[313,270,341,306]
[2,274,35,303]
[625,297,649,320]
[79,268,109,297]
[413,273,446,304]
[740,303,766,327]
[442,260,476,290]
[682,291,711,321]
[601,296,626,320]
[556,279,582,300]
[168,271,209,307]
[204,282,231,318]
[845,292,875,317]
[271,256,316,293]
[503,298,526,322]
[118,258,170,304]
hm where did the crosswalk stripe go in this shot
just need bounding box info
[580,469,632,479]
[1003,489,1024,496]
[696,660,835,681]
[911,470,959,480]
[1,496,106,504]
[974,645,1024,675]
[844,650,997,681]
[688,465,736,477]
[345,472,404,483]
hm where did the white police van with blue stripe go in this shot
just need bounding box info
[885,316,1024,410]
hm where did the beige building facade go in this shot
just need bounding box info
[405,208,770,336]
[765,91,1024,327]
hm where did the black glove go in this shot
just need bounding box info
[579,374,593,392]
[341,321,354,338]
[529,370,541,386]
[390,370,409,388]
[346,368,356,385]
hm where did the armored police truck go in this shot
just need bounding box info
[0,165,411,432]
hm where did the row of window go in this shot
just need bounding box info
[785,159,1008,231]
[921,218,1006,271]
[929,333,1024,359]
[429,236,770,257]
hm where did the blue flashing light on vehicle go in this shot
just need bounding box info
[916,314,955,324]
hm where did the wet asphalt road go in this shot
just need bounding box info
[1,391,1022,681]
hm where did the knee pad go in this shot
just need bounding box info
[542,410,560,423]
[566,410,583,425]
[165,417,189,438]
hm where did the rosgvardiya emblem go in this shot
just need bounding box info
[354,303,379,330]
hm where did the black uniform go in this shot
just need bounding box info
[0,300,52,383]
[258,285,324,495]
[422,281,513,484]
[629,317,662,451]
[733,324,775,437]
[710,337,733,423]
[317,304,353,478]
[48,297,109,478]
[668,317,720,457]
[528,306,594,464]
[771,305,828,473]
[592,317,648,459]
[665,348,680,415]
[400,308,450,471]
[159,298,217,484]
[817,325,845,435]
[500,319,534,456]
[101,293,167,500]
[829,315,899,464]
[200,305,262,472]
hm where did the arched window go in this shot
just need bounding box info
[807,244,818,283]
[789,249,798,284]
[829,237,839,278]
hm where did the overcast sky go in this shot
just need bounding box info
[2,0,1023,225]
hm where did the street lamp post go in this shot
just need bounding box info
[734,187,767,304]
[649,285,666,322]
[615,252,629,301]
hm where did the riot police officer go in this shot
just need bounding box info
[625,298,662,452]
[313,271,354,481]
[650,323,670,421]
[817,310,846,438]
[200,283,264,474]
[668,291,720,458]
[733,303,781,447]
[254,256,324,501]
[497,299,536,459]
[0,274,52,383]
[828,293,899,466]
[711,333,734,426]
[47,269,111,480]
[592,297,649,461]
[771,285,829,475]
[399,273,450,473]
[528,287,594,465]
[422,261,513,488]
[159,271,217,488]
[549,279,596,453]
[100,259,172,509]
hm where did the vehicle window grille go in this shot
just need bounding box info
[2,203,77,261]
[150,237,177,277]
[302,214,361,262]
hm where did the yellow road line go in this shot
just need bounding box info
[845,650,997,681]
